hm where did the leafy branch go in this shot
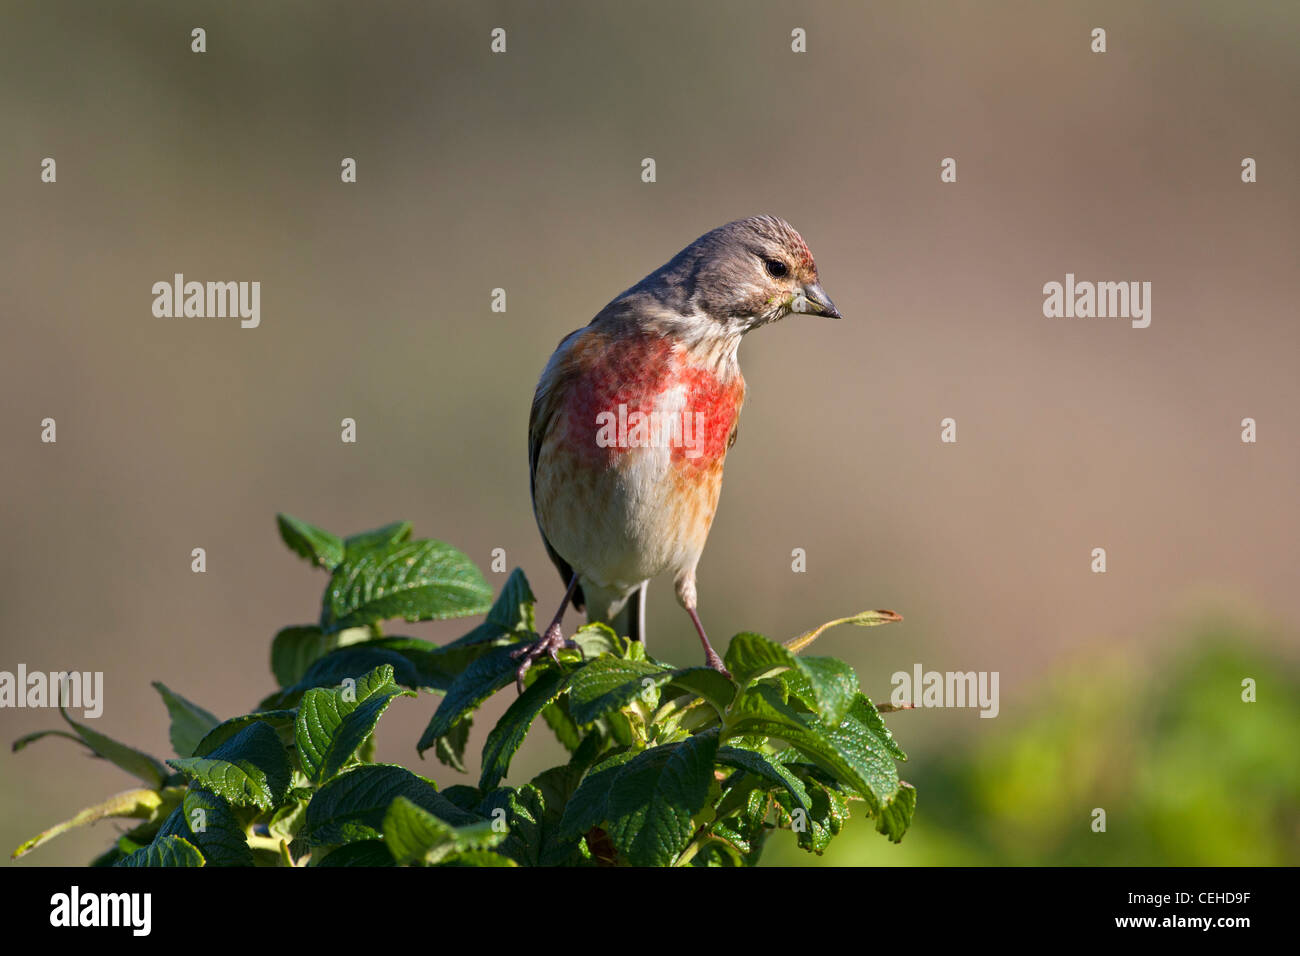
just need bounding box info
[11,516,911,866]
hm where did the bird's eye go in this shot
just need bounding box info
[763,258,789,278]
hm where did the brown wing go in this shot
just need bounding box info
[528,328,587,611]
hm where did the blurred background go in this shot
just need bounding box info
[2,1,1297,865]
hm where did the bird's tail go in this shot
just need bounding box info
[603,580,647,644]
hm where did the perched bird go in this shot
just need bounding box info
[517,215,841,689]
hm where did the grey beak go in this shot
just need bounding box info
[798,282,842,319]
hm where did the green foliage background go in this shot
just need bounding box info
[764,636,1299,866]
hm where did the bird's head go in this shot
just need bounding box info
[680,215,841,332]
[601,216,841,355]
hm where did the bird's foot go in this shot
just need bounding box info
[511,622,578,693]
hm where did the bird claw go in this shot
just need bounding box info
[511,623,579,693]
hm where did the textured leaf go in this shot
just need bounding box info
[11,788,168,860]
[302,764,481,845]
[726,632,861,725]
[156,786,255,866]
[773,774,852,853]
[314,840,396,866]
[432,714,473,773]
[781,656,860,727]
[10,729,89,753]
[715,746,810,811]
[476,784,552,866]
[271,625,373,688]
[342,521,412,555]
[662,667,738,714]
[373,568,539,692]
[152,682,221,758]
[724,632,798,687]
[194,710,297,756]
[479,670,569,791]
[295,665,415,783]
[262,646,423,709]
[557,750,636,839]
[59,707,169,788]
[566,658,673,725]
[321,538,493,633]
[603,732,720,866]
[276,513,346,570]
[724,685,899,812]
[439,849,518,866]
[115,835,204,868]
[417,643,530,756]
[383,795,505,865]
[541,695,582,751]
[166,721,293,811]
[875,781,917,842]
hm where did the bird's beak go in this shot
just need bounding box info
[795,282,842,319]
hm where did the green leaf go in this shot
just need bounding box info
[725,632,861,726]
[875,781,917,843]
[710,787,774,861]
[277,513,346,570]
[566,658,672,724]
[152,682,221,758]
[115,835,204,867]
[156,786,255,866]
[194,710,297,756]
[296,664,415,784]
[773,774,852,853]
[603,732,721,866]
[541,695,582,751]
[417,643,531,756]
[781,656,860,727]
[557,750,637,839]
[321,538,493,633]
[59,707,169,788]
[662,667,738,715]
[715,746,811,811]
[724,685,899,813]
[439,849,518,866]
[382,795,505,865]
[271,625,373,688]
[784,609,902,655]
[314,840,396,866]
[302,764,481,846]
[483,568,537,634]
[269,796,310,843]
[857,695,908,761]
[432,714,473,773]
[725,632,799,687]
[11,788,169,860]
[343,521,412,555]
[477,784,553,866]
[479,669,569,791]
[11,728,90,753]
[570,622,623,658]
[166,721,293,811]
[389,569,540,691]
[261,646,424,709]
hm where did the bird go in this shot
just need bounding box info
[516,215,841,690]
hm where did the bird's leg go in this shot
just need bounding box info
[687,606,732,679]
[511,573,581,693]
